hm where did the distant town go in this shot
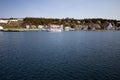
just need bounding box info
[0,17,120,32]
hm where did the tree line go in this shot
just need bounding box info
[23,17,118,26]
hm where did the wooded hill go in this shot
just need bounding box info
[23,17,120,30]
[1,17,120,30]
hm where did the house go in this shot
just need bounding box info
[107,23,115,30]
[65,26,71,31]
[0,20,8,24]
[26,25,30,29]
[0,19,19,24]
[9,20,18,22]
[77,21,81,24]
[38,25,44,29]
[0,26,3,30]
[47,25,63,32]
[31,25,36,29]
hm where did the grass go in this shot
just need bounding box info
[2,26,40,32]
[3,26,26,29]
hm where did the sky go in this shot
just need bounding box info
[0,0,120,20]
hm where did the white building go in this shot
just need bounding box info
[107,23,114,30]
[0,20,8,24]
[0,26,3,30]
[65,26,75,31]
[47,25,63,32]
[0,19,18,24]
[9,20,18,22]
[38,25,44,29]
[65,27,71,31]
[26,25,30,29]
[31,25,36,28]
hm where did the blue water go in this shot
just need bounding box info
[0,31,120,80]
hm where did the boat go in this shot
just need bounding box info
[46,25,63,32]
[47,28,62,32]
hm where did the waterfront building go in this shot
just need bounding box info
[0,20,8,24]
[65,27,71,31]
[0,26,3,30]
[26,25,30,29]
[107,23,114,30]
[47,25,63,32]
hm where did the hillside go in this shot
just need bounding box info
[0,17,120,30]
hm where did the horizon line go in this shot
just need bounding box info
[0,17,119,20]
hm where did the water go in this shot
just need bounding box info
[0,31,120,80]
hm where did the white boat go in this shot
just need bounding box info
[47,28,62,32]
[46,25,63,32]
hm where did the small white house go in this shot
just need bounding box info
[9,20,18,22]
[65,27,71,31]
[0,20,8,24]
[26,25,30,29]
[65,26,75,31]
[107,23,114,30]
[47,25,63,32]
[0,26,3,30]
[31,25,36,28]
[38,25,44,29]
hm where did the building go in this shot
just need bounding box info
[65,26,71,31]
[26,25,30,29]
[38,25,44,29]
[31,25,36,29]
[107,23,115,30]
[0,20,8,24]
[0,19,20,24]
[0,26,3,30]
[47,25,63,32]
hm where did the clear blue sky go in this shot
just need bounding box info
[0,0,120,19]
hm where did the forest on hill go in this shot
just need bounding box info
[0,17,120,30]
[23,17,120,30]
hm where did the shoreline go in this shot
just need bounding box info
[0,29,119,32]
[0,29,40,32]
